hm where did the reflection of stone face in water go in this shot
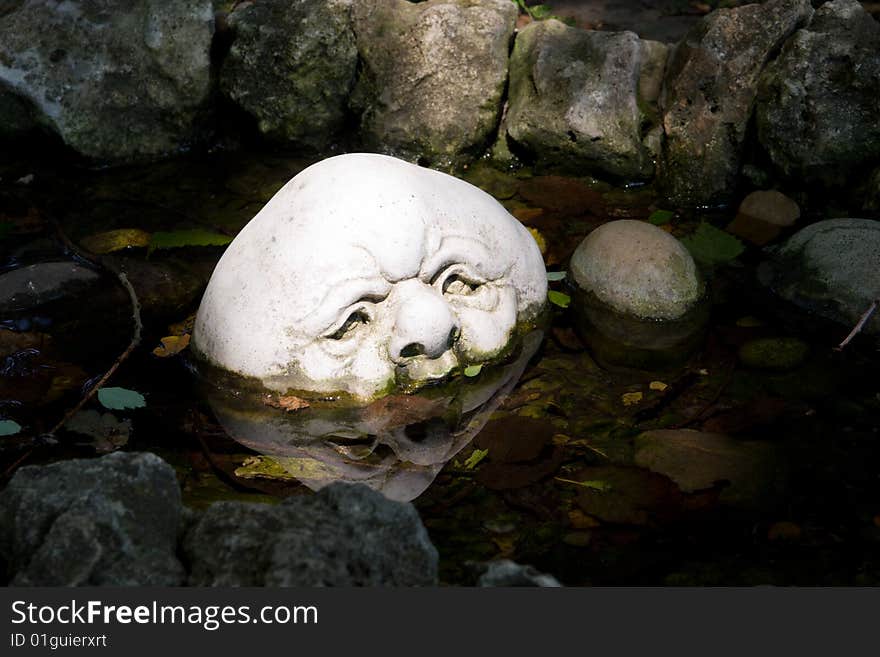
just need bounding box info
[200,332,543,502]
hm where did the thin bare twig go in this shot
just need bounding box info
[835,299,878,351]
[48,272,142,435]
[46,217,143,435]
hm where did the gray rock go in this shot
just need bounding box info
[184,483,438,586]
[350,0,516,167]
[0,262,100,314]
[220,0,357,149]
[506,20,654,180]
[478,560,562,587]
[659,0,813,206]
[0,452,184,586]
[756,0,880,183]
[0,0,214,163]
[570,220,703,320]
[758,218,880,335]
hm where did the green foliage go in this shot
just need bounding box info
[148,229,233,254]
[681,222,745,267]
[546,270,567,282]
[548,290,571,308]
[464,364,483,377]
[463,448,489,470]
[98,387,146,411]
[511,0,576,26]
[0,419,22,436]
[648,209,675,226]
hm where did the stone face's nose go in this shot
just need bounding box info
[389,279,459,362]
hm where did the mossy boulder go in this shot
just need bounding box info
[756,0,880,184]
[659,0,813,206]
[506,20,659,180]
[0,0,214,162]
[349,0,516,167]
[220,0,357,149]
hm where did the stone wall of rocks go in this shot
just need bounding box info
[0,452,439,586]
[2,0,878,207]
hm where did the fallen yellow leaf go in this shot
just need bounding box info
[152,333,190,357]
[80,228,151,254]
[621,391,643,406]
[649,381,668,392]
[262,395,310,412]
[527,227,547,255]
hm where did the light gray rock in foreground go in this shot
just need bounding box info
[184,483,439,586]
[756,0,880,183]
[0,452,185,585]
[350,0,516,167]
[220,0,357,148]
[659,0,813,206]
[758,218,880,335]
[478,560,562,587]
[507,20,656,180]
[0,0,214,162]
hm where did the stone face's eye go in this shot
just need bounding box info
[443,274,480,295]
[431,264,484,296]
[327,309,370,340]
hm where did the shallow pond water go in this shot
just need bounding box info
[1,145,879,586]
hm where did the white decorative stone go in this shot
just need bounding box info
[570,219,702,320]
[193,153,547,401]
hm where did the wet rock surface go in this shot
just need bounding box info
[759,218,880,335]
[349,0,516,166]
[756,0,880,183]
[183,482,438,586]
[0,262,100,314]
[220,0,357,149]
[507,21,656,180]
[0,0,214,163]
[0,452,185,585]
[659,0,813,206]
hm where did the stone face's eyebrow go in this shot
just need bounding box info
[420,235,508,281]
[302,276,393,334]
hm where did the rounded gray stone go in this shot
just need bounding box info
[570,220,703,320]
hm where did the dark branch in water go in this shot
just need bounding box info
[45,218,143,436]
[835,299,878,351]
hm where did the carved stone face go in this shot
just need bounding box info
[193,153,546,401]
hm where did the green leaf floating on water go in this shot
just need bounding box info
[529,4,553,18]
[548,290,571,308]
[546,270,567,282]
[681,222,745,266]
[0,420,22,436]
[556,477,612,492]
[98,387,146,411]
[464,364,483,377]
[648,209,675,226]
[148,229,232,254]
[464,448,488,470]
